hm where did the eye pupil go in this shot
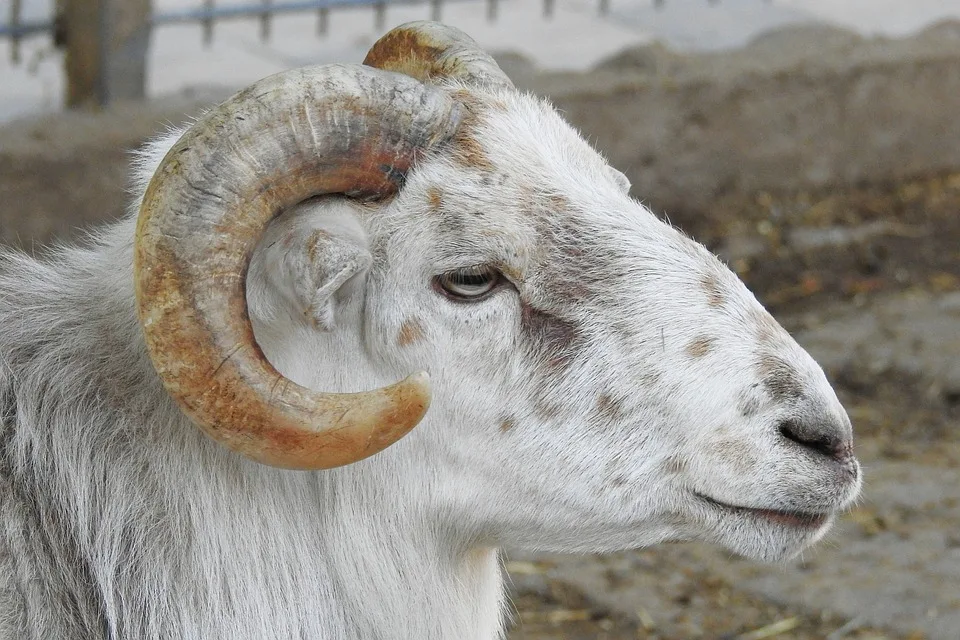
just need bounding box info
[436,266,500,300]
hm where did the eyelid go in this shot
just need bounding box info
[453,264,490,275]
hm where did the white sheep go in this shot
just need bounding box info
[0,21,861,640]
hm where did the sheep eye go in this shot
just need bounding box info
[435,265,501,300]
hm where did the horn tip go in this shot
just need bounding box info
[402,370,432,400]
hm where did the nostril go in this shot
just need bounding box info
[777,419,848,460]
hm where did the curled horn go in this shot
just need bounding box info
[364,21,514,89]
[135,64,463,470]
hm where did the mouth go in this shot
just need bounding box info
[693,492,833,530]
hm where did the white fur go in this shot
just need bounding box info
[0,83,860,639]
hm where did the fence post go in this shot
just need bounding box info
[62,0,151,107]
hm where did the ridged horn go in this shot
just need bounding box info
[134,64,463,470]
[364,21,513,89]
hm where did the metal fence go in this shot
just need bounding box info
[0,0,754,107]
[2,0,532,105]
[1,0,625,51]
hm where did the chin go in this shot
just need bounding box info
[705,506,837,563]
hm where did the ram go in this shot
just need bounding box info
[0,21,860,640]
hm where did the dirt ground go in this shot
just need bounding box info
[1,109,957,639]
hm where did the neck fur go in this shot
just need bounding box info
[1,220,507,640]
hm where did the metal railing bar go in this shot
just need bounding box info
[4,0,635,42]
[9,0,22,61]
[0,18,50,39]
[317,5,329,34]
[260,0,272,41]
[203,0,215,45]
[151,0,403,25]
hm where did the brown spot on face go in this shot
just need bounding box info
[757,354,804,402]
[534,400,562,422]
[700,272,726,307]
[661,455,686,475]
[637,370,663,387]
[499,415,517,433]
[440,89,495,172]
[520,301,581,373]
[437,211,467,236]
[713,436,758,472]
[449,88,486,113]
[685,335,716,358]
[397,318,426,347]
[595,393,628,422]
[425,186,443,211]
[452,133,494,171]
[546,193,571,212]
[517,185,537,217]
[559,281,592,301]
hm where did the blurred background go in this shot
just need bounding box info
[1,0,959,638]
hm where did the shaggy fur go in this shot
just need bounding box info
[0,81,860,639]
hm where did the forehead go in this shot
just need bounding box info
[392,89,640,261]
[448,88,623,207]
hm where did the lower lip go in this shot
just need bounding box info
[696,494,831,529]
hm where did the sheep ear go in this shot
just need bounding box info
[248,199,372,332]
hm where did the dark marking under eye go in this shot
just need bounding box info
[520,302,581,372]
